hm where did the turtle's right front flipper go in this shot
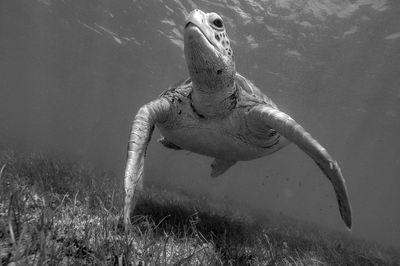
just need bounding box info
[124,98,171,230]
[248,105,352,229]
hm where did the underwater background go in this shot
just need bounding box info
[0,0,399,249]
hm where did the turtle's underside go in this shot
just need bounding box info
[123,9,352,230]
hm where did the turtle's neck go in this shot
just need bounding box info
[190,73,237,118]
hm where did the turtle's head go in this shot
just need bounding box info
[184,9,235,92]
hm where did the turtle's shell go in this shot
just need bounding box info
[157,72,284,161]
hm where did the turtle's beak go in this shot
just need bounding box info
[185,9,205,29]
[184,22,194,29]
[184,10,217,51]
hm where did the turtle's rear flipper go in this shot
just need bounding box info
[249,105,352,229]
[211,158,236,177]
[158,137,182,150]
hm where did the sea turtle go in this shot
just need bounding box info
[124,9,352,229]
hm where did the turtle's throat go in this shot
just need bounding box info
[188,58,237,117]
[190,82,237,118]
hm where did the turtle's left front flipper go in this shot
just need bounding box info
[124,98,171,230]
[248,105,352,229]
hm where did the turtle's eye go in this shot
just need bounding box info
[208,13,224,30]
[213,18,223,29]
